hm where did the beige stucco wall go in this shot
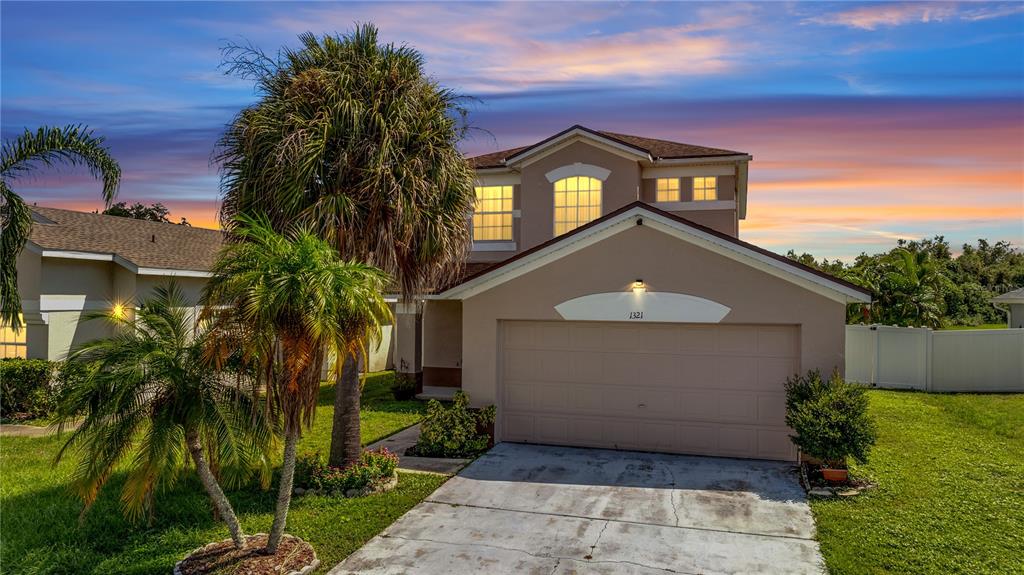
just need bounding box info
[518,141,641,251]
[422,299,462,369]
[666,209,738,236]
[460,224,846,408]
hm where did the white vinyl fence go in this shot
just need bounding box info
[846,325,1024,392]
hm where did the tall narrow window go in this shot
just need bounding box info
[656,178,680,202]
[693,176,717,201]
[473,185,514,241]
[554,176,602,236]
[0,315,27,359]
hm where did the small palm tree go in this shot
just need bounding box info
[1,125,121,328]
[878,248,949,328]
[203,214,391,554]
[54,283,271,548]
[217,25,476,467]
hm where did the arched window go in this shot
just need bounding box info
[553,176,602,235]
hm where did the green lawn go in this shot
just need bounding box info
[0,371,443,575]
[811,390,1024,574]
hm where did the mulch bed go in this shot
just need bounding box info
[175,534,319,575]
[799,461,875,498]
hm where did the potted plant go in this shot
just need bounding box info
[785,369,877,484]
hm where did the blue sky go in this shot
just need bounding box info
[2,1,1022,259]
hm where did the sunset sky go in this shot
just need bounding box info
[2,1,1022,260]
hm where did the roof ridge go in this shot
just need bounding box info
[31,205,221,233]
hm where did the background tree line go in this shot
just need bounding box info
[787,237,1024,328]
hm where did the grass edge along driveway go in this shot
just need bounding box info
[0,371,447,575]
[811,389,1024,574]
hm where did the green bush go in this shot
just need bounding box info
[785,369,877,468]
[295,448,399,493]
[0,359,56,421]
[0,359,88,422]
[407,390,495,458]
[390,373,417,401]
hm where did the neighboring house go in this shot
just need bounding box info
[6,125,871,462]
[407,125,870,461]
[7,207,221,361]
[992,287,1024,328]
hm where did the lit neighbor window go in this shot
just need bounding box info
[656,178,680,202]
[693,176,717,201]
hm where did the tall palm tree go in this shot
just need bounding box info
[216,25,476,467]
[203,214,390,554]
[54,283,271,548]
[1,125,121,328]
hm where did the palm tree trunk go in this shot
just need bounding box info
[328,352,361,467]
[266,427,299,554]
[186,430,246,549]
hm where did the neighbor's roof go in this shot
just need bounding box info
[468,125,746,169]
[992,286,1024,304]
[28,206,224,272]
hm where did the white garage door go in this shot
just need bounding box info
[499,321,800,460]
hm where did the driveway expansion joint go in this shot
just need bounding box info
[423,498,818,542]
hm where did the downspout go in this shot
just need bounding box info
[992,302,1011,327]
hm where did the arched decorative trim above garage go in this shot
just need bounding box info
[545,163,611,183]
[554,291,731,323]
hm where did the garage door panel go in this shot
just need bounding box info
[715,326,759,354]
[716,356,759,389]
[504,382,534,410]
[500,321,800,461]
[757,357,800,386]
[757,326,799,356]
[677,327,717,353]
[757,394,788,426]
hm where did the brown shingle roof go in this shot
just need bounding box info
[29,206,224,272]
[467,125,745,169]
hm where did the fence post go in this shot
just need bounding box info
[925,328,933,392]
[871,325,880,386]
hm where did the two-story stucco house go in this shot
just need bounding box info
[398,125,870,461]
[8,125,869,462]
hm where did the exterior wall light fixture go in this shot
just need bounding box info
[631,279,647,294]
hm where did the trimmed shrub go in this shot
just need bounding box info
[295,448,399,494]
[390,373,417,401]
[407,391,496,458]
[785,369,877,468]
[0,359,56,421]
[0,359,89,422]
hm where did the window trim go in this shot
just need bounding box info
[472,185,515,242]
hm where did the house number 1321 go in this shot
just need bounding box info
[628,311,643,320]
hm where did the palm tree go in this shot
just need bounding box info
[203,214,390,554]
[217,25,476,467]
[53,283,271,548]
[1,125,121,328]
[877,248,949,328]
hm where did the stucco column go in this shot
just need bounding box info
[22,310,49,360]
[393,300,423,391]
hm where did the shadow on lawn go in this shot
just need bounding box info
[1,469,283,575]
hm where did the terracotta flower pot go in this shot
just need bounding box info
[821,467,849,483]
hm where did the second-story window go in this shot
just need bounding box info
[656,178,680,202]
[554,176,602,236]
[473,185,514,241]
[693,176,717,201]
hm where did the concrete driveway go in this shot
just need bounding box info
[329,443,824,574]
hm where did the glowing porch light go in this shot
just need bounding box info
[631,279,647,294]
